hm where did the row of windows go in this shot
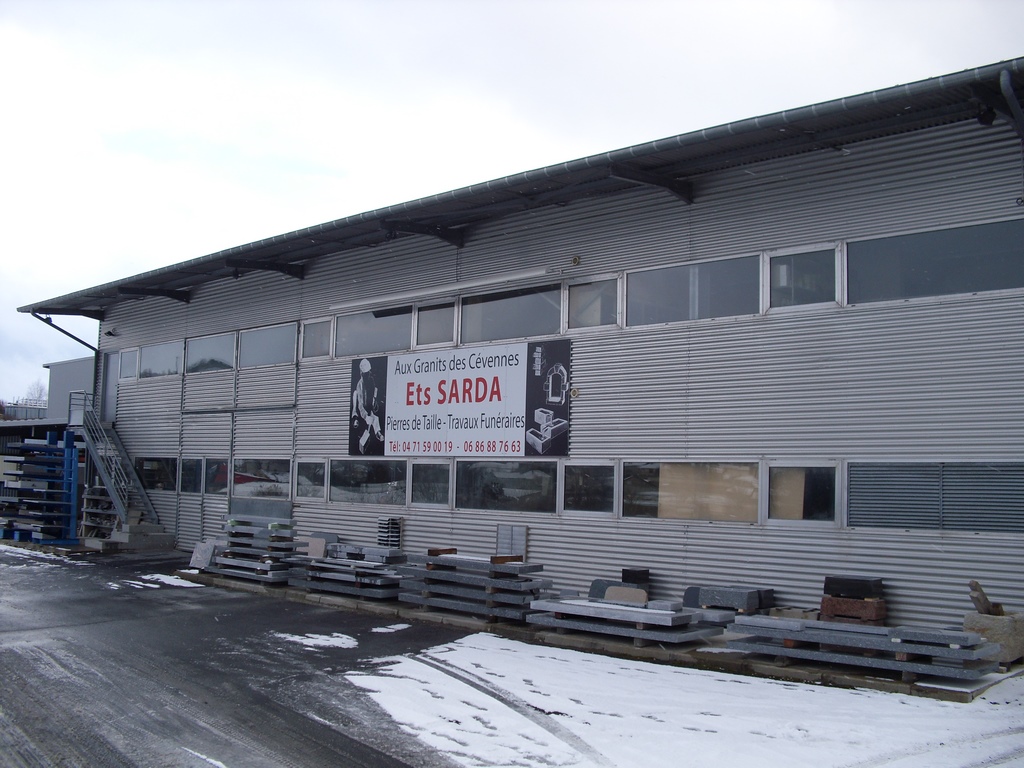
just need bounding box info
[133,456,1022,532]
[116,219,1024,378]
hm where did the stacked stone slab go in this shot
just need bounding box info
[399,548,551,621]
[682,584,775,626]
[727,615,1001,681]
[820,575,886,625]
[528,572,726,647]
[204,515,297,583]
[289,542,406,599]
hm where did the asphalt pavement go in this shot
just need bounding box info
[0,544,469,768]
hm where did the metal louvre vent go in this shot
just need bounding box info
[942,464,1024,532]
[849,463,1024,532]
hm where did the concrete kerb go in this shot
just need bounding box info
[177,569,1021,704]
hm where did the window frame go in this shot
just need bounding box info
[561,460,618,517]
[294,459,328,499]
[138,341,183,379]
[761,460,842,527]
[185,332,236,374]
[300,318,334,360]
[118,348,139,381]
[761,242,844,313]
[409,459,454,507]
[238,323,297,369]
[564,274,623,333]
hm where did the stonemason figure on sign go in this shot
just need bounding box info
[352,358,384,454]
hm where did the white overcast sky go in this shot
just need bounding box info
[1,0,1022,401]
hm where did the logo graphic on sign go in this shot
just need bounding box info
[348,340,570,457]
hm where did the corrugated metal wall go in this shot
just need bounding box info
[99,121,1023,626]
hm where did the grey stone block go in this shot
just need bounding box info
[189,540,216,569]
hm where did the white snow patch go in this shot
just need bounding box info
[123,580,160,589]
[371,623,411,634]
[271,631,358,649]
[139,573,204,588]
[106,582,121,590]
[181,747,228,767]
[0,543,92,565]
[348,632,1024,768]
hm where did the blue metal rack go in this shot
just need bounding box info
[1,430,80,545]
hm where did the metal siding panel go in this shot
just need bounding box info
[296,359,350,455]
[183,371,235,410]
[233,410,295,456]
[848,464,942,528]
[201,497,229,543]
[176,495,203,550]
[181,413,232,455]
[236,366,297,409]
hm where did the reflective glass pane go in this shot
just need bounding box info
[119,349,138,379]
[770,250,835,307]
[455,461,557,512]
[139,342,181,378]
[622,462,758,521]
[417,303,454,345]
[336,308,412,357]
[186,333,235,372]
[627,257,758,326]
[848,219,1024,303]
[563,464,615,513]
[239,325,296,367]
[569,280,617,328]
[134,457,177,491]
[180,458,202,494]
[232,458,291,498]
[768,466,835,521]
[460,286,560,343]
[205,459,229,495]
[296,461,326,498]
[301,320,332,359]
[329,460,406,504]
[411,463,450,505]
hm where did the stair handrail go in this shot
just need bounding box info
[69,391,157,524]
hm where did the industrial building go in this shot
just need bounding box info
[17,59,1024,626]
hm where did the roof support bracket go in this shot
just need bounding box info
[117,287,191,303]
[608,163,694,204]
[380,220,466,249]
[31,312,98,352]
[224,258,305,279]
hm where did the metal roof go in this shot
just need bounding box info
[20,57,1024,321]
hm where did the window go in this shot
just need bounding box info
[232,459,291,498]
[461,285,561,343]
[119,349,138,380]
[848,219,1024,304]
[205,459,229,495]
[336,308,412,357]
[768,466,836,521]
[848,463,1023,532]
[411,462,451,505]
[563,464,615,513]
[622,462,758,521]
[139,342,181,378]
[330,459,406,505]
[455,461,557,512]
[134,457,177,491]
[239,324,296,368]
[769,250,836,308]
[627,257,759,326]
[180,459,203,494]
[295,461,326,498]
[301,320,332,359]
[186,333,235,373]
[416,303,455,346]
[568,279,618,329]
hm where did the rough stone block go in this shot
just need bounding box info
[820,595,887,621]
[964,611,1024,664]
[621,568,650,585]
[189,540,216,569]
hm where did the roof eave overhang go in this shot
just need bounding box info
[20,57,1024,320]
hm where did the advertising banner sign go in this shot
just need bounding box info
[349,340,570,457]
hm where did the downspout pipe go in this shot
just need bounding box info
[32,312,99,353]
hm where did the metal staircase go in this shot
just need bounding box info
[69,391,157,525]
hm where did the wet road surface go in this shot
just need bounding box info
[0,545,468,768]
